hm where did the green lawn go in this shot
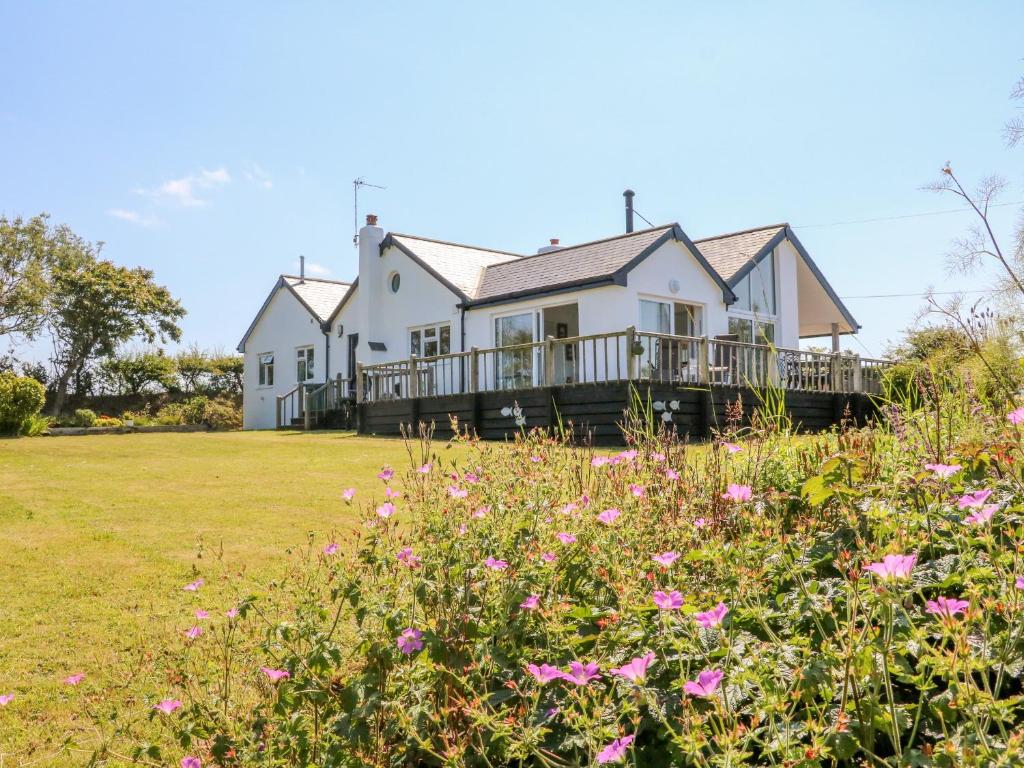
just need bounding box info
[0,430,469,765]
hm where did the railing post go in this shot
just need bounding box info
[469,347,479,393]
[829,353,841,394]
[698,336,710,385]
[275,395,282,429]
[303,386,312,431]
[626,325,639,381]
[544,335,555,387]
[768,346,780,387]
[355,362,364,404]
[409,355,419,398]
[852,354,863,393]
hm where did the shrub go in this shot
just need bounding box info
[121,406,155,426]
[148,405,1024,767]
[20,413,52,436]
[152,395,240,430]
[0,372,45,436]
[94,416,122,427]
[70,408,97,427]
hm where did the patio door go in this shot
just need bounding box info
[495,312,535,390]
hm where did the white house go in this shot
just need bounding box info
[238,199,859,430]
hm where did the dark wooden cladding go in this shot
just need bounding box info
[358,384,881,445]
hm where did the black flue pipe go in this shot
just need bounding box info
[623,189,635,233]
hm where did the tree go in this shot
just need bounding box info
[175,344,214,394]
[209,353,243,397]
[0,214,57,339]
[101,349,177,395]
[47,249,185,415]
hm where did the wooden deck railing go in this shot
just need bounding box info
[356,327,892,404]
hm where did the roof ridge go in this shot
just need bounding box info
[390,233,524,258]
[693,223,789,243]
[282,274,353,286]
[482,223,676,268]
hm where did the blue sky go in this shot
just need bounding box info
[2,1,1022,359]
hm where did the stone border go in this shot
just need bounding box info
[46,425,213,437]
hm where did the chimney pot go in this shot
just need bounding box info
[550,238,559,245]
[366,213,378,226]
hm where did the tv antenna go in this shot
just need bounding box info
[353,177,386,246]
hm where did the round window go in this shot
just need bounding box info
[389,272,401,293]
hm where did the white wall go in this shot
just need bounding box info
[242,287,325,430]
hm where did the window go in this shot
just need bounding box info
[728,317,774,345]
[495,313,534,389]
[258,353,274,386]
[296,346,314,382]
[389,272,401,293]
[731,250,776,313]
[409,323,451,358]
[639,299,671,334]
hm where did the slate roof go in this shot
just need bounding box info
[283,275,353,321]
[693,225,787,282]
[473,226,674,301]
[388,235,521,298]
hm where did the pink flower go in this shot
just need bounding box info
[396,628,423,655]
[525,663,561,683]
[182,579,204,592]
[579,493,591,507]
[864,553,917,581]
[560,661,601,686]
[559,502,578,515]
[1008,407,1024,425]
[342,487,356,501]
[377,468,394,481]
[721,484,752,502]
[722,442,743,454]
[653,590,684,611]
[194,609,209,620]
[464,472,479,484]
[610,652,655,683]
[0,693,12,706]
[924,462,961,479]
[323,542,340,555]
[417,463,432,474]
[958,489,993,509]
[63,673,85,686]
[618,450,638,462]
[964,505,997,525]
[457,523,468,536]
[520,594,540,610]
[484,557,508,571]
[628,483,645,498]
[376,502,396,519]
[596,734,635,764]
[472,506,489,519]
[591,456,611,467]
[541,552,557,563]
[665,468,680,481]
[385,487,401,499]
[185,626,203,641]
[154,699,183,714]
[529,456,542,463]
[652,452,666,462]
[261,667,290,682]
[1016,576,1024,590]
[226,607,239,619]
[448,486,468,499]
[684,668,724,698]
[652,551,679,567]
[181,758,202,768]
[597,508,622,525]
[694,602,729,628]
[925,596,970,620]
[397,547,422,568]
[557,532,577,545]
[693,517,707,529]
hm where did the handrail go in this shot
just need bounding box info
[358,328,894,403]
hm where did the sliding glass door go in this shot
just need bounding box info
[495,313,535,390]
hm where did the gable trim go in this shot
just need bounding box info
[727,227,859,333]
[326,277,358,325]
[381,234,472,303]
[237,277,327,353]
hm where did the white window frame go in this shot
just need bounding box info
[637,295,705,336]
[258,352,274,388]
[408,322,452,359]
[296,345,315,382]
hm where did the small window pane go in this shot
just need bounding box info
[410,330,421,356]
[440,325,451,354]
[424,327,436,339]
[639,300,671,333]
[728,317,753,343]
[425,339,438,357]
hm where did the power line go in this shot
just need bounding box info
[793,200,1024,229]
[840,289,990,300]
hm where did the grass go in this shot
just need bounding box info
[0,430,471,766]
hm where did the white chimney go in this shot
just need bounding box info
[536,238,563,255]
[357,213,384,362]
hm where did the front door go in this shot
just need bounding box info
[347,333,359,397]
